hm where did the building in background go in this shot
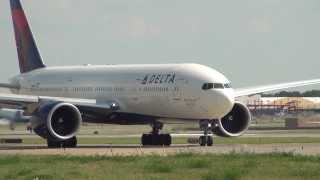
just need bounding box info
[237,95,320,129]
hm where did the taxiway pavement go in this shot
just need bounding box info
[0,143,319,156]
[1,129,320,156]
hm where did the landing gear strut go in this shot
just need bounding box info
[47,136,77,148]
[199,120,213,146]
[141,121,172,146]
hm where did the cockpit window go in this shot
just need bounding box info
[224,83,232,88]
[202,83,225,90]
[213,83,224,89]
[202,83,213,90]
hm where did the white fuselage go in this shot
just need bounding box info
[11,63,235,120]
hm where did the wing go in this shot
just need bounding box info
[0,83,20,89]
[234,79,320,97]
[0,92,119,116]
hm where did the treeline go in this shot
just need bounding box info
[261,90,320,97]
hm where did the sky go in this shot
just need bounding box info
[0,0,320,89]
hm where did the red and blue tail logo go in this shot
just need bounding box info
[10,0,45,73]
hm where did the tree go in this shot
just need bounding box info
[261,90,320,97]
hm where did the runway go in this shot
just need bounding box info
[1,143,320,156]
[2,129,320,138]
[1,129,320,156]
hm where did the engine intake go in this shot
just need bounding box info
[32,102,82,141]
[215,102,251,137]
[47,103,82,140]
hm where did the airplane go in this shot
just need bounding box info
[0,108,30,130]
[1,0,320,148]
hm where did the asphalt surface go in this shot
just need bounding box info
[1,129,320,156]
[0,143,319,156]
[1,129,320,138]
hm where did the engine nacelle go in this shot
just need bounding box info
[31,102,82,141]
[214,102,251,137]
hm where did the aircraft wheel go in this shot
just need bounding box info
[165,134,172,146]
[207,136,213,146]
[199,136,213,146]
[47,139,60,148]
[63,136,77,148]
[141,134,172,146]
[161,134,171,146]
[199,136,206,146]
[142,134,151,145]
[151,134,160,145]
[47,136,77,148]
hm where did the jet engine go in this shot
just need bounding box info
[31,102,82,141]
[214,102,251,137]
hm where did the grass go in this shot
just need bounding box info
[1,153,320,180]
[18,136,320,145]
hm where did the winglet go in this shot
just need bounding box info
[10,0,45,73]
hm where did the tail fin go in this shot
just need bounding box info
[10,0,45,73]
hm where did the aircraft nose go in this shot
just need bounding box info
[212,89,235,118]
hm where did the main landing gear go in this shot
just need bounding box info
[47,136,77,148]
[199,120,213,146]
[141,121,172,146]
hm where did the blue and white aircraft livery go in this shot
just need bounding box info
[1,0,320,147]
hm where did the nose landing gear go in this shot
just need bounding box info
[199,120,214,146]
[141,121,172,146]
